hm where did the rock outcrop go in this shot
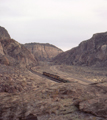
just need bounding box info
[0,42,4,55]
[0,26,10,40]
[79,82,107,118]
[0,55,9,65]
[79,95,107,118]
[24,43,63,61]
[1,39,38,66]
[53,32,107,67]
[0,26,38,66]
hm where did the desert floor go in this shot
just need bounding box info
[32,61,107,85]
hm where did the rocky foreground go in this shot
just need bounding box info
[0,64,107,120]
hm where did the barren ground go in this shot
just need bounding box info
[0,62,107,120]
[32,61,107,85]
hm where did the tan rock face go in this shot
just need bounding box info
[24,43,63,61]
[53,32,107,67]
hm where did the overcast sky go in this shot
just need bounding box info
[0,0,107,51]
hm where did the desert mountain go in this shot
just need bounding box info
[24,43,63,61]
[0,26,38,66]
[53,32,107,67]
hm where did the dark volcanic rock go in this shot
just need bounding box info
[0,26,11,40]
[53,32,107,67]
[24,43,63,61]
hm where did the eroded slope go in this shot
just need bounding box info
[24,43,63,61]
[53,32,107,67]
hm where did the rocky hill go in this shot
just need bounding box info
[0,26,38,67]
[24,43,63,61]
[53,32,107,67]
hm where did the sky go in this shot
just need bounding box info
[0,0,107,51]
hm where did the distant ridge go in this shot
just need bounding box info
[24,42,63,61]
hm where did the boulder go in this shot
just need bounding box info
[79,95,107,118]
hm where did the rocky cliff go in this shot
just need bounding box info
[53,32,107,67]
[24,43,63,61]
[0,26,38,66]
[0,26,10,40]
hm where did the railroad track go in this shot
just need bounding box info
[43,72,70,83]
[28,66,91,85]
[28,67,63,83]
